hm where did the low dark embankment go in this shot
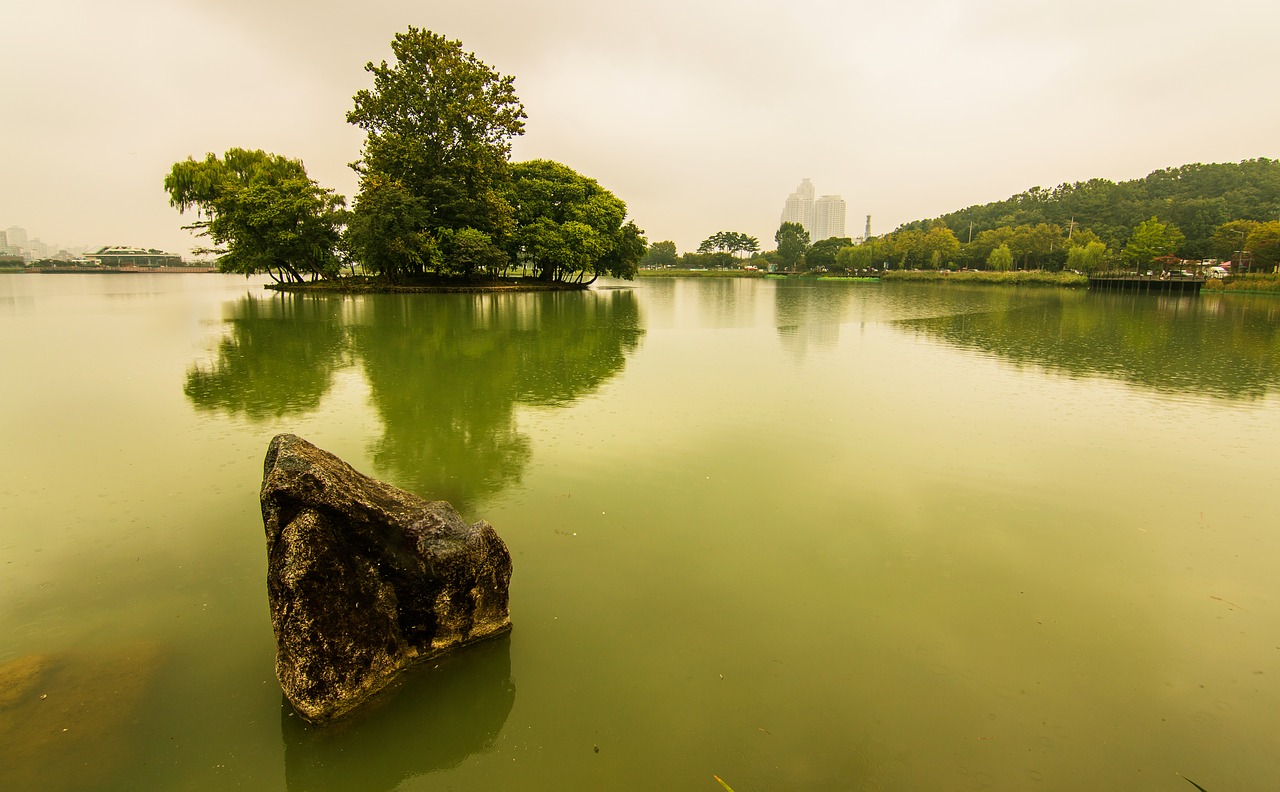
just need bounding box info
[265,275,589,294]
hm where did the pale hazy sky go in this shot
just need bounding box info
[4,0,1278,257]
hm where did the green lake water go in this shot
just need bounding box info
[2,273,1278,791]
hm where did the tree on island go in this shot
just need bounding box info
[775,222,809,270]
[506,159,645,284]
[165,27,645,287]
[347,27,524,251]
[163,149,345,283]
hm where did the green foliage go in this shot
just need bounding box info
[896,158,1280,259]
[506,159,645,283]
[640,240,679,268]
[881,269,1086,287]
[168,30,648,288]
[1244,220,1280,270]
[678,251,736,269]
[1064,240,1108,272]
[1124,216,1185,268]
[348,27,525,243]
[1210,219,1259,261]
[805,236,853,271]
[835,243,877,271]
[774,221,809,270]
[164,148,345,283]
[987,244,1014,271]
[343,174,437,282]
[697,231,759,256]
[437,226,508,278]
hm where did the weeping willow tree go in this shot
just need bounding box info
[164,148,346,283]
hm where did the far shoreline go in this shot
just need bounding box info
[263,275,591,294]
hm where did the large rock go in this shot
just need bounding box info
[261,434,512,723]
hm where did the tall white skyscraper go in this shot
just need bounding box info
[812,195,847,242]
[779,180,845,242]
[780,178,815,238]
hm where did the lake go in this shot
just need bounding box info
[2,273,1278,791]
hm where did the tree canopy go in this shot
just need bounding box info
[805,236,853,271]
[775,222,809,270]
[697,231,759,257]
[506,159,645,284]
[166,28,645,286]
[347,27,525,242]
[640,240,679,268]
[896,159,1280,260]
[163,148,345,283]
[1124,217,1185,268]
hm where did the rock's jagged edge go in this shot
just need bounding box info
[261,434,512,724]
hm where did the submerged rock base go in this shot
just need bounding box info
[261,434,512,723]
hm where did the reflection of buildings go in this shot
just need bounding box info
[779,180,846,242]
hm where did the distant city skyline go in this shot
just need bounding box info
[1,225,144,262]
[780,179,847,243]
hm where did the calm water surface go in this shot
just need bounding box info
[2,274,1279,791]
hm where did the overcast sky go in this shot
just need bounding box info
[4,0,1278,257]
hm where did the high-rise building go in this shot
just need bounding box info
[812,195,846,242]
[6,227,28,252]
[780,178,815,238]
[779,180,846,242]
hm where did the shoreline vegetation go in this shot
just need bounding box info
[637,268,1280,293]
[637,268,1087,286]
[264,275,587,294]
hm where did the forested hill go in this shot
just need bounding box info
[898,158,1280,259]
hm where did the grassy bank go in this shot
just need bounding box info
[880,270,1088,287]
[1203,274,1280,294]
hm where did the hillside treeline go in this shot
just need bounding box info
[895,158,1280,265]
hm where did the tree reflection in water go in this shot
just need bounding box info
[899,289,1280,401]
[185,289,642,510]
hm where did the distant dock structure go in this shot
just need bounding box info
[1087,273,1205,295]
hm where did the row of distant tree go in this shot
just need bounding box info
[163,29,645,285]
[648,159,1280,274]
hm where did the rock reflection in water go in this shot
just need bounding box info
[281,634,514,792]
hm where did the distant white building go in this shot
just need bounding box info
[812,195,847,242]
[780,178,815,237]
[87,245,183,267]
[779,180,846,242]
[5,226,28,259]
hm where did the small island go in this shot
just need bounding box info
[163,29,643,293]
